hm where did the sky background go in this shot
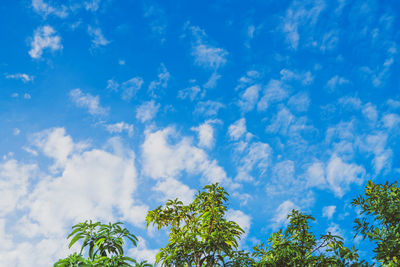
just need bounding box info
[1,0,400,265]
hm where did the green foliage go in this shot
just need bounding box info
[352,180,400,266]
[253,210,369,266]
[146,183,253,266]
[54,220,151,267]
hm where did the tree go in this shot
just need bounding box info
[55,220,152,267]
[146,183,254,266]
[352,180,400,266]
[253,210,368,266]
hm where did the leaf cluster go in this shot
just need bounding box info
[54,220,152,267]
[352,181,400,266]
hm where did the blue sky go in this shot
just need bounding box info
[1,0,399,265]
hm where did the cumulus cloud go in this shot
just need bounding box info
[32,127,87,171]
[0,160,37,216]
[136,100,160,123]
[69,88,108,115]
[0,128,146,266]
[141,127,232,187]
[307,155,365,197]
[153,177,196,204]
[191,120,220,149]
[29,26,62,59]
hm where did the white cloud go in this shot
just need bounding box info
[288,92,310,112]
[0,160,37,216]
[31,0,68,18]
[153,177,196,204]
[359,133,392,174]
[178,85,202,101]
[326,155,365,197]
[105,122,134,137]
[143,3,167,41]
[121,77,144,101]
[84,0,101,12]
[362,103,378,122]
[106,79,119,91]
[191,120,220,149]
[194,100,225,116]
[226,209,251,235]
[185,23,228,89]
[306,161,326,187]
[5,73,34,83]
[338,96,362,110]
[192,43,228,69]
[29,26,62,59]
[69,88,108,115]
[280,69,314,85]
[88,26,110,48]
[266,107,295,134]
[322,205,336,219]
[326,75,349,91]
[228,118,247,141]
[281,0,326,49]
[257,80,288,111]
[0,128,146,266]
[141,127,232,187]
[382,113,400,129]
[136,100,160,123]
[128,236,158,264]
[272,200,298,228]
[326,222,344,238]
[32,128,85,171]
[235,142,272,182]
[148,63,170,95]
[238,84,261,112]
[203,71,221,89]
[13,128,21,136]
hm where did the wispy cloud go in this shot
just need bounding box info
[69,88,108,115]
[88,26,110,48]
[31,0,68,18]
[136,100,160,122]
[5,73,34,83]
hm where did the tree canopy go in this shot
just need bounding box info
[146,183,253,266]
[55,180,400,266]
[253,209,369,266]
